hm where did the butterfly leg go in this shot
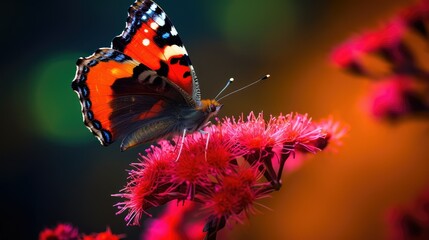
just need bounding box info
[175,128,187,162]
[198,129,210,162]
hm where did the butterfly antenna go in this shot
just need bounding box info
[214,77,234,100]
[217,74,270,101]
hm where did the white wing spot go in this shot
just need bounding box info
[143,38,150,46]
[154,16,165,26]
[164,45,187,59]
[150,3,157,11]
[171,26,178,36]
[150,22,158,30]
[144,28,149,33]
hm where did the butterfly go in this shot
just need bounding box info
[71,0,222,151]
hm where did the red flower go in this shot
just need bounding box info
[39,224,122,240]
[200,165,270,223]
[362,76,429,120]
[82,228,123,240]
[282,113,326,153]
[114,142,177,225]
[142,201,206,240]
[312,116,349,152]
[399,0,429,38]
[39,223,79,240]
[330,20,407,75]
[332,0,429,121]
[115,112,347,238]
[386,186,429,240]
[282,117,349,172]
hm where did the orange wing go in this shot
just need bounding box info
[72,48,188,146]
[112,0,201,104]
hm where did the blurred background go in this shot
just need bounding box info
[2,0,429,239]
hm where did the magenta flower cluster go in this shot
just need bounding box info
[386,186,429,240]
[114,112,347,239]
[331,0,429,121]
[39,223,122,240]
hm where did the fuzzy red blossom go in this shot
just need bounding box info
[399,0,429,38]
[114,142,177,225]
[39,224,122,240]
[205,166,265,221]
[364,77,429,120]
[312,116,349,151]
[367,77,413,120]
[81,228,123,240]
[222,112,283,150]
[142,201,206,240]
[386,186,429,240]
[204,128,245,173]
[281,113,325,153]
[282,117,349,172]
[171,140,211,199]
[200,165,271,236]
[330,19,407,76]
[115,112,347,239]
[331,0,429,121]
[221,112,326,187]
[39,223,79,240]
[222,112,324,153]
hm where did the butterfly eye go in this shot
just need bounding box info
[209,104,217,112]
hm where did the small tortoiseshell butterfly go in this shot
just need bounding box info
[72,0,222,151]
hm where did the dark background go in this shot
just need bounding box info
[2,0,428,239]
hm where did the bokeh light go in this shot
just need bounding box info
[209,0,297,54]
[30,53,91,145]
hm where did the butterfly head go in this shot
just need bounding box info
[199,99,222,117]
[197,99,223,122]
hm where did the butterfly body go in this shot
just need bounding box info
[72,0,221,151]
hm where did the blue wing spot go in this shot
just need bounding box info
[114,54,126,62]
[79,75,86,82]
[162,32,170,39]
[87,60,98,67]
[101,130,112,143]
[105,50,113,58]
[81,86,89,97]
[92,120,101,130]
[86,110,94,121]
[84,100,91,109]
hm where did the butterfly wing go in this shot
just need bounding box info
[72,48,190,147]
[112,0,201,105]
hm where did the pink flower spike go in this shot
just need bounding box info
[283,113,325,154]
[399,0,429,24]
[142,201,206,240]
[330,41,362,69]
[114,112,348,237]
[386,185,429,240]
[312,117,349,152]
[82,227,124,240]
[200,165,271,238]
[222,112,275,151]
[364,77,418,120]
[330,29,385,73]
[39,223,79,240]
[330,17,408,74]
[113,142,177,226]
